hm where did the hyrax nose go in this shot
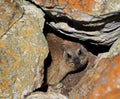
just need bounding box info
[73,57,80,66]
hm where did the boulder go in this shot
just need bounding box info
[0,1,48,98]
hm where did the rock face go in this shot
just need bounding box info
[0,0,23,37]
[0,0,120,99]
[69,39,120,99]
[32,0,120,16]
[0,1,48,99]
[31,0,120,46]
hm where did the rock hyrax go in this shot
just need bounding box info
[46,33,88,86]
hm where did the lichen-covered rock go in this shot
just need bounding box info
[0,1,48,99]
[26,92,68,99]
[31,0,120,17]
[0,0,23,37]
[31,0,120,46]
[69,39,120,99]
[87,54,120,99]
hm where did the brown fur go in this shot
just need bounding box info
[46,33,88,85]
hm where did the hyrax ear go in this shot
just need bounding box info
[61,44,67,51]
[61,44,68,59]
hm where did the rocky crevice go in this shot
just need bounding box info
[0,0,120,99]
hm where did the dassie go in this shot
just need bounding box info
[46,33,88,86]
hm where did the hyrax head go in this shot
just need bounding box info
[61,41,88,72]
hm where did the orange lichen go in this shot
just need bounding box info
[58,0,66,5]
[62,0,94,14]
[6,49,23,70]
[0,59,3,65]
[113,55,120,64]
[70,54,120,99]
[12,60,23,70]
[5,0,12,4]
[3,67,9,76]
[22,44,29,51]
[2,79,8,87]
[0,40,6,48]
[87,54,120,99]
[68,0,93,13]
[73,92,79,99]
[21,28,34,35]
[103,89,120,99]
[89,73,100,83]
[35,0,94,14]
[68,0,76,4]
[35,0,41,3]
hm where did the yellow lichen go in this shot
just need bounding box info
[22,44,29,51]
[3,67,9,76]
[0,40,6,49]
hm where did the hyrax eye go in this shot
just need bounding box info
[66,53,72,59]
[78,49,82,55]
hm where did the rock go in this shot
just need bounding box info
[69,39,120,99]
[0,1,48,99]
[109,38,120,57]
[0,0,23,37]
[30,0,120,45]
[31,0,120,17]
[87,54,120,99]
[26,92,68,99]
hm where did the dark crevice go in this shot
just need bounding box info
[45,10,120,31]
[44,24,111,56]
[27,0,120,33]
[34,53,52,92]
[33,23,111,94]
[33,24,111,93]
[34,23,111,92]
[27,0,113,93]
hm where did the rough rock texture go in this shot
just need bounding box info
[69,39,120,99]
[87,54,120,99]
[0,0,23,37]
[26,92,68,99]
[0,1,48,99]
[31,0,120,16]
[0,0,120,99]
[31,0,120,46]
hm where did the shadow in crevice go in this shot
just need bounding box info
[34,53,52,92]
[43,23,111,56]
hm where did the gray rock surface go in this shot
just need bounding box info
[0,1,48,99]
[26,92,68,99]
[31,0,120,46]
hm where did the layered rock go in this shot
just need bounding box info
[31,0,120,45]
[0,0,120,99]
